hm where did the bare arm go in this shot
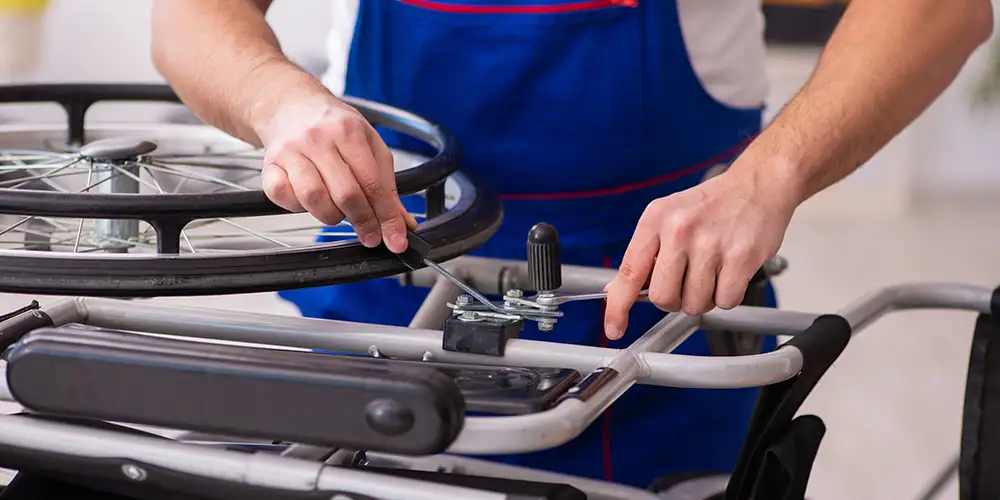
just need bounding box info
[605,0,993,338]
[734,0,994,204]
[151,0,415,252]
[152,0,322,146]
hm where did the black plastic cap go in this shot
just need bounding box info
[527,223,562,292]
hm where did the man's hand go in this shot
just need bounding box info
[603,0,991,340]
[257,95,414,253]
[603,165,796,340]
[151,0,415,253]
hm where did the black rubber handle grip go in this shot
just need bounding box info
[527,223,562,292]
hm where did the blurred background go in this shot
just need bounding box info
[1,1,999,499]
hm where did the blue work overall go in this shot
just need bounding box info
[279,0,778,489]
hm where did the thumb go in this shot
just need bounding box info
[398,198,419,231]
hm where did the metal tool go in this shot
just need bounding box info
[395,231,563,324]
[394,227,626,329]
[533,289,649,307]
[396,227,785,330]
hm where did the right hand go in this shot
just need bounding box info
[257,95,416,254]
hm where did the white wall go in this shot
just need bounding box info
[914,12,1000,196]
[5,0,331,83]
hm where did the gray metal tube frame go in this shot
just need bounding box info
[0,267,992,498]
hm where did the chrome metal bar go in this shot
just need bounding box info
[0,298,84,330]
[700,306,820,336]
[838,283,992,332]
[641,348,804,389]
[0,415,503,500]
[77,298,613,374]
[363,453,664,500]
[448,313,699,454]
[280,444,334,461]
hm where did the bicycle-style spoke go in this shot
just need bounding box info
[108,162,162,193]
[151,158,262,172]
[152,148,263,161]
[74,163,96,252]
[213,218,291,248]
[0,120,443,258]
[138,160,251,192]
[6,158,84,192]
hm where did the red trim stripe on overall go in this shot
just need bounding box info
[501,136,755,201]
[398,0,636,15]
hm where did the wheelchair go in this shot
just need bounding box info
[0,84,991,500]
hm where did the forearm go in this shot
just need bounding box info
[151,0,332,147]
[735,0,994,205]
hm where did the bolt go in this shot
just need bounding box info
[121,464,147,482]
[504,289,525,309]
[537,319,556,332]
[459,311,479,321]
[456,294,472,306]
[368,345,382,358]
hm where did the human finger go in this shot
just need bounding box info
[714,243,759,309]
[679,239,721,316]
[604,223,659,340]
[278,153,345,225]
[261,162,305,213]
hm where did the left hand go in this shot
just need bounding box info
[603,164,798,340]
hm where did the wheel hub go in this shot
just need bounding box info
[79,138,159,251]
[78,137,158,162]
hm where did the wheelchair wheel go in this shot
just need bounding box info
[0,84,501,297]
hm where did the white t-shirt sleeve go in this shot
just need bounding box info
[676,0,769,110]
[321,0,360,96]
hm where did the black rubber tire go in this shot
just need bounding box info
[0,84,502,296]
[0,84,459,217]
[0,171,501,297]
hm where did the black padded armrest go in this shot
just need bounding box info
[6,325,466,456]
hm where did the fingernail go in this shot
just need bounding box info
[605,323,622,340]
[361,232,381,248]
[389,233,407,252]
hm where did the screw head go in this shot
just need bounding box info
[121,464,147,482]
[537,319,556,332]
[459,311,479,321]
[422,351,435,362]
[456,294,472,305]
[505,289,524,299]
